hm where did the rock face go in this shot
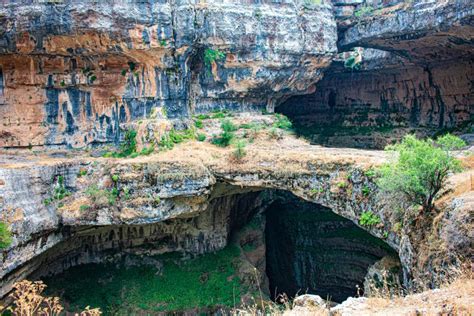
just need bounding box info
[265,192,397,302]
[0,0,336,148]
[278,0,474,148]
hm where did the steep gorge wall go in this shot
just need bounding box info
[279,57,473,130]
[0,0,336,148]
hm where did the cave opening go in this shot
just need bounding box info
[275,50,473,150]
[17,189,401,312]
[264,192,400,303]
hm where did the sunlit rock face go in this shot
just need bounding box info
[0,0,337,148]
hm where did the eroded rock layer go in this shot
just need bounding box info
[0,0,336,148]
[278,56,473,148]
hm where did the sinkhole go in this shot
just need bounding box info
[16,189,401,313]
[264,192,399,303]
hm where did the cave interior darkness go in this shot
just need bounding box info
[33,189,401,311]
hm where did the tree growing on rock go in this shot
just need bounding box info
[377,134,466,213]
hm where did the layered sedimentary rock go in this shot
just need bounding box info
[278,52,473,148]
[1,134,471,297]
[278,0,473,147]
[0,0,336,148]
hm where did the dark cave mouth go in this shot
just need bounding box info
[36,190,401,311]
[264,192,400,303]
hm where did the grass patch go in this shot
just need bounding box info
[43,245,243,314]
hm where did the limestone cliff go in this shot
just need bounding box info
[0,0,336,148]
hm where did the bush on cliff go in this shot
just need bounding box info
[212,119,237,147]
[377,134,466,212]
[0,222,12,249]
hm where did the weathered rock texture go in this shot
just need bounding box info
[278,0,473,148]
[0,0,336,148]
[0,136,471,298]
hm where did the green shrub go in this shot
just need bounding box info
[197,133,206,142]
[364,168,376,178]
[359,211,381,227]
[212,119,237,147]
[0,222,12,249]
[194,119,203,128]
[337,181,347,189]
[204,48,226,67]
[377,134,465,212]
[273,114,292,130]
[233,140,247,161]
[111,175,119,183]
[140,145,154,156]
[268,127,283,140]
[77,169,87,177]
[120,129,137,156]
[362,185,370,196]
[195,114,210,120]
[86,185,117,206]
[344,50,362,70]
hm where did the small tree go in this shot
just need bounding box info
[377,134,465,212]
[232,140,247,161]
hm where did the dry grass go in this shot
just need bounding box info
[1,280,101,316]
[362,274,474,315]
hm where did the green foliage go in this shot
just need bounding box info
[111,175,119,183]
[139,145,155,156]
[60,80,65,87]
[232,140,247,161]
[377,134,465,211]
[359,211,381,227]
[77,169,87,178]
[310,187,324,195]
[85,185,117,206]
[79,205,90,212]
[43,245,243,313]
[344,54,361,70]
[436,133,466,151]
[158,129,195,150]
[197,133,206,142]
[46,175,71,202]
[195,114,211,120]
[362,185,371,196]
[268,127,283,140]
[204,48,226,67]
[273,114,292,130]
[0,222,12,249]
[364,168,376,178]
[128,61,136,72]
[211,119,237,147]
[337,181,347,189]
[121,69,127,76]
[194,119,203,128]
[159,39,167,47]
